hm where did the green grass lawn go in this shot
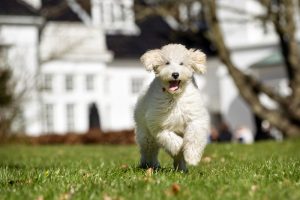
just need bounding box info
[0,140,299,200]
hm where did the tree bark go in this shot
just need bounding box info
[260,0,300,122]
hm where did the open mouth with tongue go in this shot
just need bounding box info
[168,80,181,92]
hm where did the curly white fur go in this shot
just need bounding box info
[134,44,210,172]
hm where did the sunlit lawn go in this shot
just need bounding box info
[0,140,299,200]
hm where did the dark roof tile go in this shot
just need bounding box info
[41,0,90,22]
[107,16,217,58]
[0,0,40,16]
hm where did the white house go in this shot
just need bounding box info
[38,0,148,135]
[0,0,44,134]
[0,0,292,136]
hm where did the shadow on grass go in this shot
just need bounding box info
[119,164,205,176]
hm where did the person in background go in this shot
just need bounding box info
[234,126,254,144]
[218,122,232,142]
[209,127,219,143]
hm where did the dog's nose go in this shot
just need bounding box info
[172,72,179,79]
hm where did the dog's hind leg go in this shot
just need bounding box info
[173,151,187,172]
[136,127,160,169]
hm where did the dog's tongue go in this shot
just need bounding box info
[169,81,179,91]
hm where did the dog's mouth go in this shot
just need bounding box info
[168,80,181,92]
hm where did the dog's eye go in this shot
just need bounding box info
[165,61,170,65]
[179,62,184,65]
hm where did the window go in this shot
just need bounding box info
[86,74,95,91]
[111,3,115,24]
[66,104,75,132]
[43,74,52,92]
[44,104,54,133]
[131,78,144,94]
[0,45,9,67]
[65,75,74,91]
[120,4,126,20]
[99,1,104,23]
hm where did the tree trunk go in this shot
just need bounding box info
[202,0,300,136]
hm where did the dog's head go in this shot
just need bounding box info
[140,44,206,94]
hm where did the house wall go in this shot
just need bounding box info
[1,25,39,76]
[204,58,222,113]
[39,59,154,134]
[253,65,290,110]
[104,62,154,131]
[40,60,107,134]
[0,24,41,134]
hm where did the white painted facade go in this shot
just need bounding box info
[0,15,43,134]
[103,62,154,131]
[36,17,147,134]
[39,22,110,135]
[40,58,154,134]
[40,60,107,134]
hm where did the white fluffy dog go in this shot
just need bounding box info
[134,44,210,172]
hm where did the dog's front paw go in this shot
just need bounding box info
[183,148,201,166]
[157,131,183,157]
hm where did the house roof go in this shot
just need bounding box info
[107,16,172,58]
[41,0,90,22]
[106,16,217,59]
[0,0,40,16]
[251,51,283,69]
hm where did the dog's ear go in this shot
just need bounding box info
[188,49,207,74]
[140,49,164,72]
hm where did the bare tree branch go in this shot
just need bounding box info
[202,0,300,136]
[67,0,92,26]
[258,0,300,120]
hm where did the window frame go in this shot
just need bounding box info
[131,77,144,94]
[66,103,75,132]
[65,74,74,91]
[44,104,54,133]
[86,74,95,91]
[43,74,53,92]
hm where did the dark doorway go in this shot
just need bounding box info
[88,103,101,131]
